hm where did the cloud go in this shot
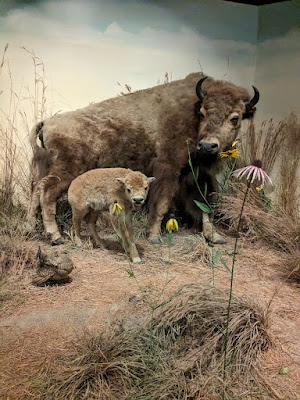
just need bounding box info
[0,0,257,127]
[254,29,300,120]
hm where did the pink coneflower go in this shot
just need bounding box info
[232,159,272,185]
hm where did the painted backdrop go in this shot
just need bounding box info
[0,0,299,125]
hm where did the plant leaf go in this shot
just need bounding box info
[221,259,232,273]
[279,367,290,375]
[194,200,211,213]
[212,249,222,265]
[203,182,207,198]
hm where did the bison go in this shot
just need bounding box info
[27,73,259,245]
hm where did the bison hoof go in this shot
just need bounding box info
[51,237,65,246]
[150,236,163,245]
[211,234,227,245]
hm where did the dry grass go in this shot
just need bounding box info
[239,113,300,216]
[239,118,286,175]
[278,113,300,217]
[0,284,271,400]
[219,182,300,282]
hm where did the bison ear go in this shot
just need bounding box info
[243,85,259,119]
[116,178,126,185]
[148,177,156,184]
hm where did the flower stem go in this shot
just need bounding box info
[222,180,250,393]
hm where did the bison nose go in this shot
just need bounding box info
[133,197,144,204]
[197,141,219,153]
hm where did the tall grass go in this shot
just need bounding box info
[0,44,48,213]
[0,44,49,276]
[239,114,300,215]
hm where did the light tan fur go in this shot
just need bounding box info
[68,168,155,264]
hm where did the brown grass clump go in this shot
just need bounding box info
[22,284,271,400]
[239,113,300,216]
[278,113,300,218]
[239,118,286,175]
[220,183,300,251]
[219,182,300,283]
[152,284,271,399]
[0,236,36,278]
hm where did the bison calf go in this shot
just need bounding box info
[68,168,155,264]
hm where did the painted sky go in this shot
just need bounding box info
[0,0,299,128]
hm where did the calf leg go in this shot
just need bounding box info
[202,212,226,244]
[85,210,105,249]
[122,212,141,264]
[72,208,88,246]
[111,209,141,264]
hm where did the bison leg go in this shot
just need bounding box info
[202,212,226,244]
[40,177,71,245]
[26,184,41,232]
[148,196,171,244]
[85,210,105,249]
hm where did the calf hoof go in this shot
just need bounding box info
[132,257,143,264]
[150,236,163,245]
[51,237,65,246]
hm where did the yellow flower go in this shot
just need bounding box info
[112,202,124,215]
[220,152,229,158]
[256,184,264,191]
[232,139,239,147]
[220,149,240,159]
[166,218,178,232]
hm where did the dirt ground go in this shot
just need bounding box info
[1,229,300,399]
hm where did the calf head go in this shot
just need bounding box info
[117,172,155,210]
[195,76,259,157]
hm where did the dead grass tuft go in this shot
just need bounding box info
[220,183,300,250]
[278,113,300,218]
[9,284,271,400]
[0,236,36,278]
[152,284,271,399]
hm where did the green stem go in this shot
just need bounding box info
[187,143,212,209]
[222,180,251,392]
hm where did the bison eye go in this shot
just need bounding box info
[231,116,239,125]
[127,188,131,193]
[144,187,148,191]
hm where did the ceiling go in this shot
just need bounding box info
[224,0,289,5]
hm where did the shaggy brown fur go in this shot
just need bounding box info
[68,168,155,263]
[28,73,258,245]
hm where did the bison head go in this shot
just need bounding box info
[195,76,259,157]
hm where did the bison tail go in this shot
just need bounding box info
[37,175,61,192]
[30,121,45,151]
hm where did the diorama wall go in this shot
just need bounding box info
[255,1,300,121]
[0,0,258,122]
[0,0,299,210]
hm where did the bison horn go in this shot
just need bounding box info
[245,85,260,111]
[196,76,208,102]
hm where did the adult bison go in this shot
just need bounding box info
[28,73,259,245]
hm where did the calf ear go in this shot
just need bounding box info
[116,178,126,185]
[148,177,156,184]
